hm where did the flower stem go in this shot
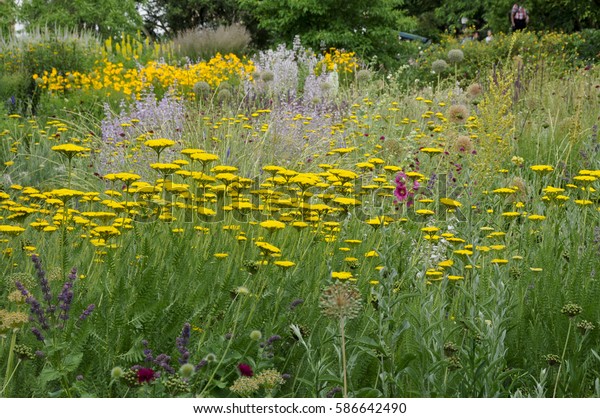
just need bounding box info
[340,317,348,398]
[67,158,73,189]
[1,331,18,396]
[553,319,572,398]
[198,297,244,397]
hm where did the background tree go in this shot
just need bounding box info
[140,0,242,37]
[426,0,600,36]
[524,0,600,32]
[238,0,415,68]
[402,0,444,41]
[0,0,18,38]
[19,0,143,37]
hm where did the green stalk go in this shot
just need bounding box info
[1,331,18,397]
[67,157,73,189]
[198,297,244,397]
[553,319,572,398]
[340,317,348,398]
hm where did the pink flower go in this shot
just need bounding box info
[394,184,408,202]
[394,172,420,206]
[395,172,407,184]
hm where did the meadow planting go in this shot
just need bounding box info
[0,30,599,398]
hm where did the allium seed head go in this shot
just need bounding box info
[447,49,464,64]
[319,282,362,320]
[432,59,448,73]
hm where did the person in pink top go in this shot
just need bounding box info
[511,3,529,31]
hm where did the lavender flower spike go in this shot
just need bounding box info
[79,304,95,322]
[177,323,191,365]
[58,268,77,323]
[32,327,45,342]
[16,281,50,330]
[31,254,55,313]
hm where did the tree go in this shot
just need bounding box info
[431,0,600,35]
[19,0,143,37]
[239,0,413,68]
[140,0,242,37]
[525,0,600,32]
[0,0,18,38]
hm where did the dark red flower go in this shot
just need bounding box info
[137,367,156,384]
[238,363,253,377]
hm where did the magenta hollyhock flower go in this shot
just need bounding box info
[395,172,407,184]
[137,367,156,384]
[238,363,253,377]
[394,184,408,202]
[394,172,410,204]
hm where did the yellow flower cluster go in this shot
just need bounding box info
[315,49,359,75]
[34,53,255,98]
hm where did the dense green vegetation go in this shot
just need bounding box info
[0,0,599,400]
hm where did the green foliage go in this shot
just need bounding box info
[394,31,598,89]
[19,0,143,38]
[239,0,411,69]
[141,0,242,37]
[573,29,600,63]
[404,0,600,41]
[1,28,600,398]
[525,0,600,32]
[0,0,18,38]
[0,27,102,114]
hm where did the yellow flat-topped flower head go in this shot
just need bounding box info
[260,220,286,231]
[144,138,176,149]
[151,163,181,176]
[51,143,90,159]
[440,197,461,208]
[145,139,176,161]
[274,260,296,269]
[113,173,141,184]
[331,271,354,280]
[49,188,86,200]
[0,225,26,236]
[91,226,121,240]
[420,147,444,155]
[255,241,281,255]
[530,165,554,174]
[190,152,219,163]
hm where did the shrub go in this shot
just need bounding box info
[397,30,597,88]
[173,23,251,63]
[0,73,28,113]
[0,27,102,114]
[575,29,600,63]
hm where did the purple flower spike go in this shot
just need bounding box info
[176,323,191,365]
[79,304,95,321]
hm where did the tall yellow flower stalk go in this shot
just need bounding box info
[472,69,516,191]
